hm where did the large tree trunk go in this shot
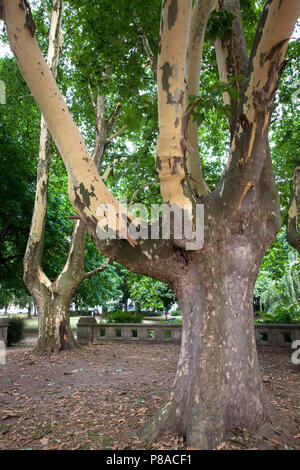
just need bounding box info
[36,286,78,353]
[140,239,271,448]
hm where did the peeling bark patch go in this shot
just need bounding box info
[178,90,184,108]
[240,114,250,130]
[171,157,183,175]
[259,53,265,67]
[156,156,162,170]
[237,181,253,210]
[76,183,96,209]
[168,0,178,30]
[161,61,174,104]
[265,39,288,62]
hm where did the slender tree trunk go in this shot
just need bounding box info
[141,240,272,448]
[19,2,111,353]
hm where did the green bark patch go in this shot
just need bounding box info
[78,183,96,208]
[156,156,162,171]
[161,61,174,104]
[168,0,178,30]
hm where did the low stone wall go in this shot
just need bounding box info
[255,323,300,348]
[77,317,300,348]
[0,318,9,346]
[77,317,182,345]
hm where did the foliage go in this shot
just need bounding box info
[7,316,25,347]
[205,10,236,43]
[255,253,300,324]
[127,274,177,312]
[170,307,181,317]
[105,310,143,324]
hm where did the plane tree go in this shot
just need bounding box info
[2,0,299,449]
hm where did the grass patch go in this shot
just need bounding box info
[23,316,81,331]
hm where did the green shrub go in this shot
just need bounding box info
[170,307,181,316]
[106,311,143,323]
[7,317,25,347]
[255,302,300,324]
[142,311,162,317]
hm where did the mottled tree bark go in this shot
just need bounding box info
[3,0,299,447]
[184,0,216,197]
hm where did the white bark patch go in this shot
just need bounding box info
[143,251,152,260]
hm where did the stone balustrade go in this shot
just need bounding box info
[77,317,300,348]
[255,323,300,348]
[77,317,182,345]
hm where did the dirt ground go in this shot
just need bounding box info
[0,340,299,450]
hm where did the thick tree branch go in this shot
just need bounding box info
[214,0,249,140]
[3,0,137,247]
[23,0,64,293]
[218,0,300,211]
[184,0,216,197]
[156,0,193,209]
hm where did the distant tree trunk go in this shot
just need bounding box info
[37,285,77,352]
[135,303,141,315]
[4,305,8,315]
[27,302,32,319]
[21,1,111,352]
[102,306,107,315]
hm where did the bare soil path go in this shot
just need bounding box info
[0,342,299,450]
